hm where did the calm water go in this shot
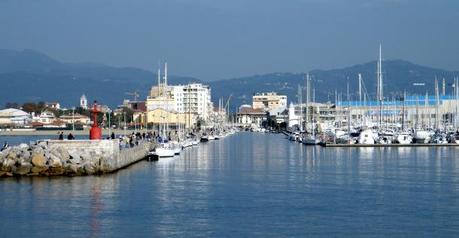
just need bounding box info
[1,132,459,237]
[0,134,100,146]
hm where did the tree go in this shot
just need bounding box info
[21,102,47,114]
[22,102,37,113]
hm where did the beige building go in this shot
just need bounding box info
[236,105,266,128]
[145,108,196,129]
[253,92,287,112]
[59,114,91,125]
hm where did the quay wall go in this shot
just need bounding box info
[0,139,155,177]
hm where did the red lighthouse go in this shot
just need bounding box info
[89,101,102,140]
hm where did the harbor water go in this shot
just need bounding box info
[1,132,459,237]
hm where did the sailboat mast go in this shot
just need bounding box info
[435,77,440,130]
[164,62,168,86]
[347,81,351,138]
[456,77,459,129]
[402,91,406,130]
[358,73,362,105]
[305,74,309,126]
[298,84,303,131]
[377,44,384,129]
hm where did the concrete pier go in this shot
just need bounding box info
[0,139,155,177]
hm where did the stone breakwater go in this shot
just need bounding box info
[0,140,155,177]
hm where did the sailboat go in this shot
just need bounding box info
[302,74,320,145]
[150,63,175,158]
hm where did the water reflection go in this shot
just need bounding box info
[2,133,459,237]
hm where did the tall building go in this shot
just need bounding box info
[145,63,212,128]
[147,83,212,120]
[252,92,287,112]
[80,94,88,109]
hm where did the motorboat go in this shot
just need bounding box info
[182,139,193,148]
[192,138,200,146]
[150,143,175,158]
[201,134,209,142]
[448,132,459,144]
[358,129,375,145]
[414,130,433,144]
[170,141,182,155]
[431,133,448,144]
[302,135,320,145]
[395,133,413,145]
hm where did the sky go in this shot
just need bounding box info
[0,0,458,81]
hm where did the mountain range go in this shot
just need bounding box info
[0,49,458,112]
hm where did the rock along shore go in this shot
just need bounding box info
[0,139,155,177]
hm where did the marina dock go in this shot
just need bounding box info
[321,143,459,147]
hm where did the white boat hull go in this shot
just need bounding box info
[151,148,175,158]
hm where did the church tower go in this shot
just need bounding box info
[80,94,88,109]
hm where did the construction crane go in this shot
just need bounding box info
[125,91,140,102]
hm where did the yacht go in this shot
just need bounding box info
[302,135,320,145]
[414,130,433,144]
[358,129,375,145]
[182,139,193,148]
[150,142,175,158]
[192,137,200,146]
[170,141,182,155]
[395,133,413,145]
[201,134,209,142]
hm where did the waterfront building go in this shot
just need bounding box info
[0,108,31,126]
[336,95,459,129]
[59,114,91,125]
[45,102,61,110]
[236,105,266,128]
[32,110,57,125]
[288,103,300,128]
[268,107,289,124]
[287,102,336,129]
[148,83,212,121]
[144,108,192,129]
[144,64,209,128]
[80,94,88,109]
[252,92,287,112]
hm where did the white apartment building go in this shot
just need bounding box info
[175,84,212,118]
[147,83,212,121]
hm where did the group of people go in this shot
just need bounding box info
[57,131,75,140]
[117,131,158,149]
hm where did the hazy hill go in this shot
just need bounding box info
[0,49,201,107]
[211,60,459,111]
[0,49,457,112]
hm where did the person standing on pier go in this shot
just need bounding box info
[58,132,64,140]
[67,133,75,140]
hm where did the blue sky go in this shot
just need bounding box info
[0,0,458,80]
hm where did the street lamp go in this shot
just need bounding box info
[72,107,75,132]
[108,109,111,138]
[123,111,127,136]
